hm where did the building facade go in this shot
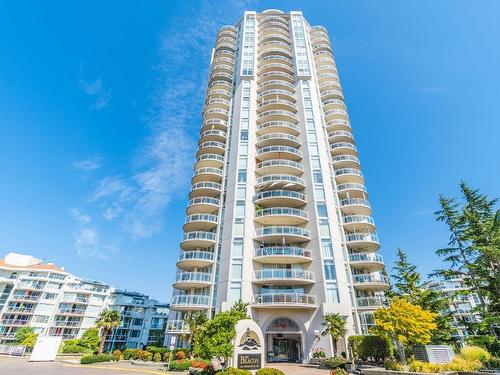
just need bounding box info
[166,9,388,363]
[427,277,483,341]
[0,253,169,348]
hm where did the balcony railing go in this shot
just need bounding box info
[58,308,86,315]
[356,296,387,308]
[352,273,390,286]
[178,251,215,263]
[255,246,311,259]
[171,294,210,307]
[255,269,314,282]
[345,233,379,245]
[254,190,305,203]
[350,253,384,264]
[174,272,211,284]
[255,207,308,220]
[256,226,309,238]
[182,231,216,242]
[165,320,190,333]
[253,293,316,306]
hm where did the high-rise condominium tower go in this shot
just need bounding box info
[166,9,388,362]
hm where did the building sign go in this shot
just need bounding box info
[238,328,261,351]
[238,353,262,370]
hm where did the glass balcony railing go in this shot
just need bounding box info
[255,159,303,172]
[350,253,384,263]
[174,272,211,284]
[343,215,375,227]
[178,251,215,263]
[171,294,210,307]
[356,296,387,308]
[255,269,314,282]
[182,231,217,242]
[340,198,371,208]
[253,293,316,306]
[256,226,310,238]
[352,273,390,286]
[256,207,308,220]
[345,233,379,244]
[256,174,305,187]
[254,190,305,202]
[255,246,311,259]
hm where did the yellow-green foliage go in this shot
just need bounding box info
[447,357,482,372]
[409,357,483,373]
[460,345,492,363]
[372,298,437,346]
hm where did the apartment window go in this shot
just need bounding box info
[311,157,321,169]
[307,132,317,143]
[314,187,325,200]
[324,260,337,280]
[317,204,328,218]
[33,315,49,323]
[319,219,331,237]
[239,144,248,155]
[232,240,244,257]
[237,170,247,182]
[238,156,247,168]
[240,130,248,141]
[231,263,243,279]
[306,119,315,130]
[42,292,57,300]
[234,201,245,217]
[236,186,246,199]
[229,284,242,302]
[133,318,143,326]
[326,284,340,303]
[233,221,244,237]
[321,239,334,258]
[130,330,140,338]
[313,171,323,183]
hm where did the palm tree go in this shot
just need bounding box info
[321,313,347,356]
[180,311,207,358]
[96,309,121,354]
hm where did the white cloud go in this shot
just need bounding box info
[72,157,102,171]
[78,74,112,110]
[68,208,92,224]
[74,227,118,260]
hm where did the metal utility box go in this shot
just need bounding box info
[413,345,455,364]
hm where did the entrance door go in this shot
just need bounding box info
[269,335,301,362]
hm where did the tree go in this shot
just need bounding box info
[180,311,208,358]
[372,298,437,365]
[95,309,121,355]
[14,327,38,349]
[194,300,249,362]
[80,328,100,352]
[321,313,347,356]
[389,248,456,344]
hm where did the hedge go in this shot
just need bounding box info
[348,335,390,362]
[219,368,252,375]
[62,344,91,354]
[80,355,115,364]
[256,368,285,375]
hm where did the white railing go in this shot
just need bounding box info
[255,269,314,281]
[253,293,316,305]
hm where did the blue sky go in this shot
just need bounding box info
[0,0,499,301]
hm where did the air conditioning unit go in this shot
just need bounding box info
[413,345,455,364]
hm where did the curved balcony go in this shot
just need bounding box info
[345,233,380,251]
[258,89,296,102]
[256,133,300,148]
[173,272,212,290]
[199,129,227,143]
[258,98,297,113]
[192,167,223,184]
[337,183,367,198]
[340,198,372,216]
[332,155,360,169]
[180,231,217,250]
[184,214,218,231]
[352,273,390,291]
[259,19,289,32]
[213,49,235,60]
[208,73,233,87]
[170,294,210,311]
[259,62,294,75]
[258,32,291,45]
[319,80,342,93]
[258,54,293,67]
[202,108,229,122]
[189,182,222,199]
[165,320,190,333]
[328,130,353,143]
[255,174,305,191]
[204,98,230,112]
[196,141,226,156]
[258,26,290,39]
[256,145,302,162]
[322,97,345,110]
[211,62,234,75]
[256,121,299,136]
[214,42,236,54]
[259,41,292,56]
[255,207,308,225]
[254,246,311,264]
[258,71,294,84]
[334,168,364,184]
[325,119,351,132]
[316,64,338,74]
[194,153,224,169]
[342,215,376,232]
[254,190,306,207]
[350,253,384,271]
[201,118,228,132]
[356,296,387,309]
[330,142,357,157]
[317,72,338,83]
[257,79,295,93]
[253,293,316,309]
[324,108,349,121]
[186,197,220,215]
[254,269,314,285]
[177,251,215,270]
[255,159,303,176]
[208,79,232,94]
[255,226,310,243]
[321,89,344,100]
[257,110,298,125]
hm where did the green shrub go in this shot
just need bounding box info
[384,358,404,371]
[62,344,91,354]
[131,348,143,360]
[348,336,364,360]
[348,335,390,362]
[170,359,191,371]
[447,357,482,372]
[139,350,153,361]
[219,368,251,375]
[112,349,122,361]
[80,328,100,351]
[256,368,285,375]
[146,346,170,355]
[466,335,500,356]
[153,352,161,362]
[485,357,500,369]
[460,345,492,363]
[322,357,347,369]
[162,351,170,362]
[80,354,114,364]
[63,339,80,347]
[123,348,134,360]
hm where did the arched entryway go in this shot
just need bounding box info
[265,317,303,363]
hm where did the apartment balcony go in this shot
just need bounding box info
[337,183,367,199]
[60,296,89,304]
[170,294,210,311]
[201,118,228,132]
[340,198,372,216]
[334,168,364,184]
[330,142,357,157]
[325,119,351,132]
[10,294,40,302]
[191,167,223,184]
[255,226,310,243]
[257,110,298,125]
[256,121,299,136]
[194,153,224,169]
[253,293,316,309]
[320,89,344,100]
[214,42,236,54]
[5,306,35,314]
[254,246,311,264]
[259,17,289,31]
[57,308,86,315]
[342,215,376,232]
[254,269,314,285]
[211,62,234,75]
[258,71,294,85]
[213,49,236,61]
[258,33,291,46]
[349,253,384,271]
[345,233,380,251]
[208,79,232,92]
[199,129,227,143]
[319,80,342,92]
[218,25,237,37]
[324,108,349,122]
[255,159,303,176]
[180,231,217,250]
[204,98,230,112]
[317,73,339,87]
[1,319,30,326]
[257,79,295,93]
[259,42,292,57]
[183,214,218,232]
[352,273,390,291]
[258,62,294,75]
[256,145,302,162]
[255,207,308,225]
[52,320,81,327]
[255,174,305,191]
[177,251,215,270]
[254,190,306,207]
[257,98,297,113]
[189,182,222,199]
[332,155,360,169]
[257,54,293,68]
[173,272,212,290]
[17,283,45,291]
[196,141,226,156]
[257,88,296,102]
[328,130,353,143]
[316,64,338,74]
[186,197,220,215]
[356,296,387,309]
[256,133,300,148]
[165,320,190,334]
[208,73,233,87]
